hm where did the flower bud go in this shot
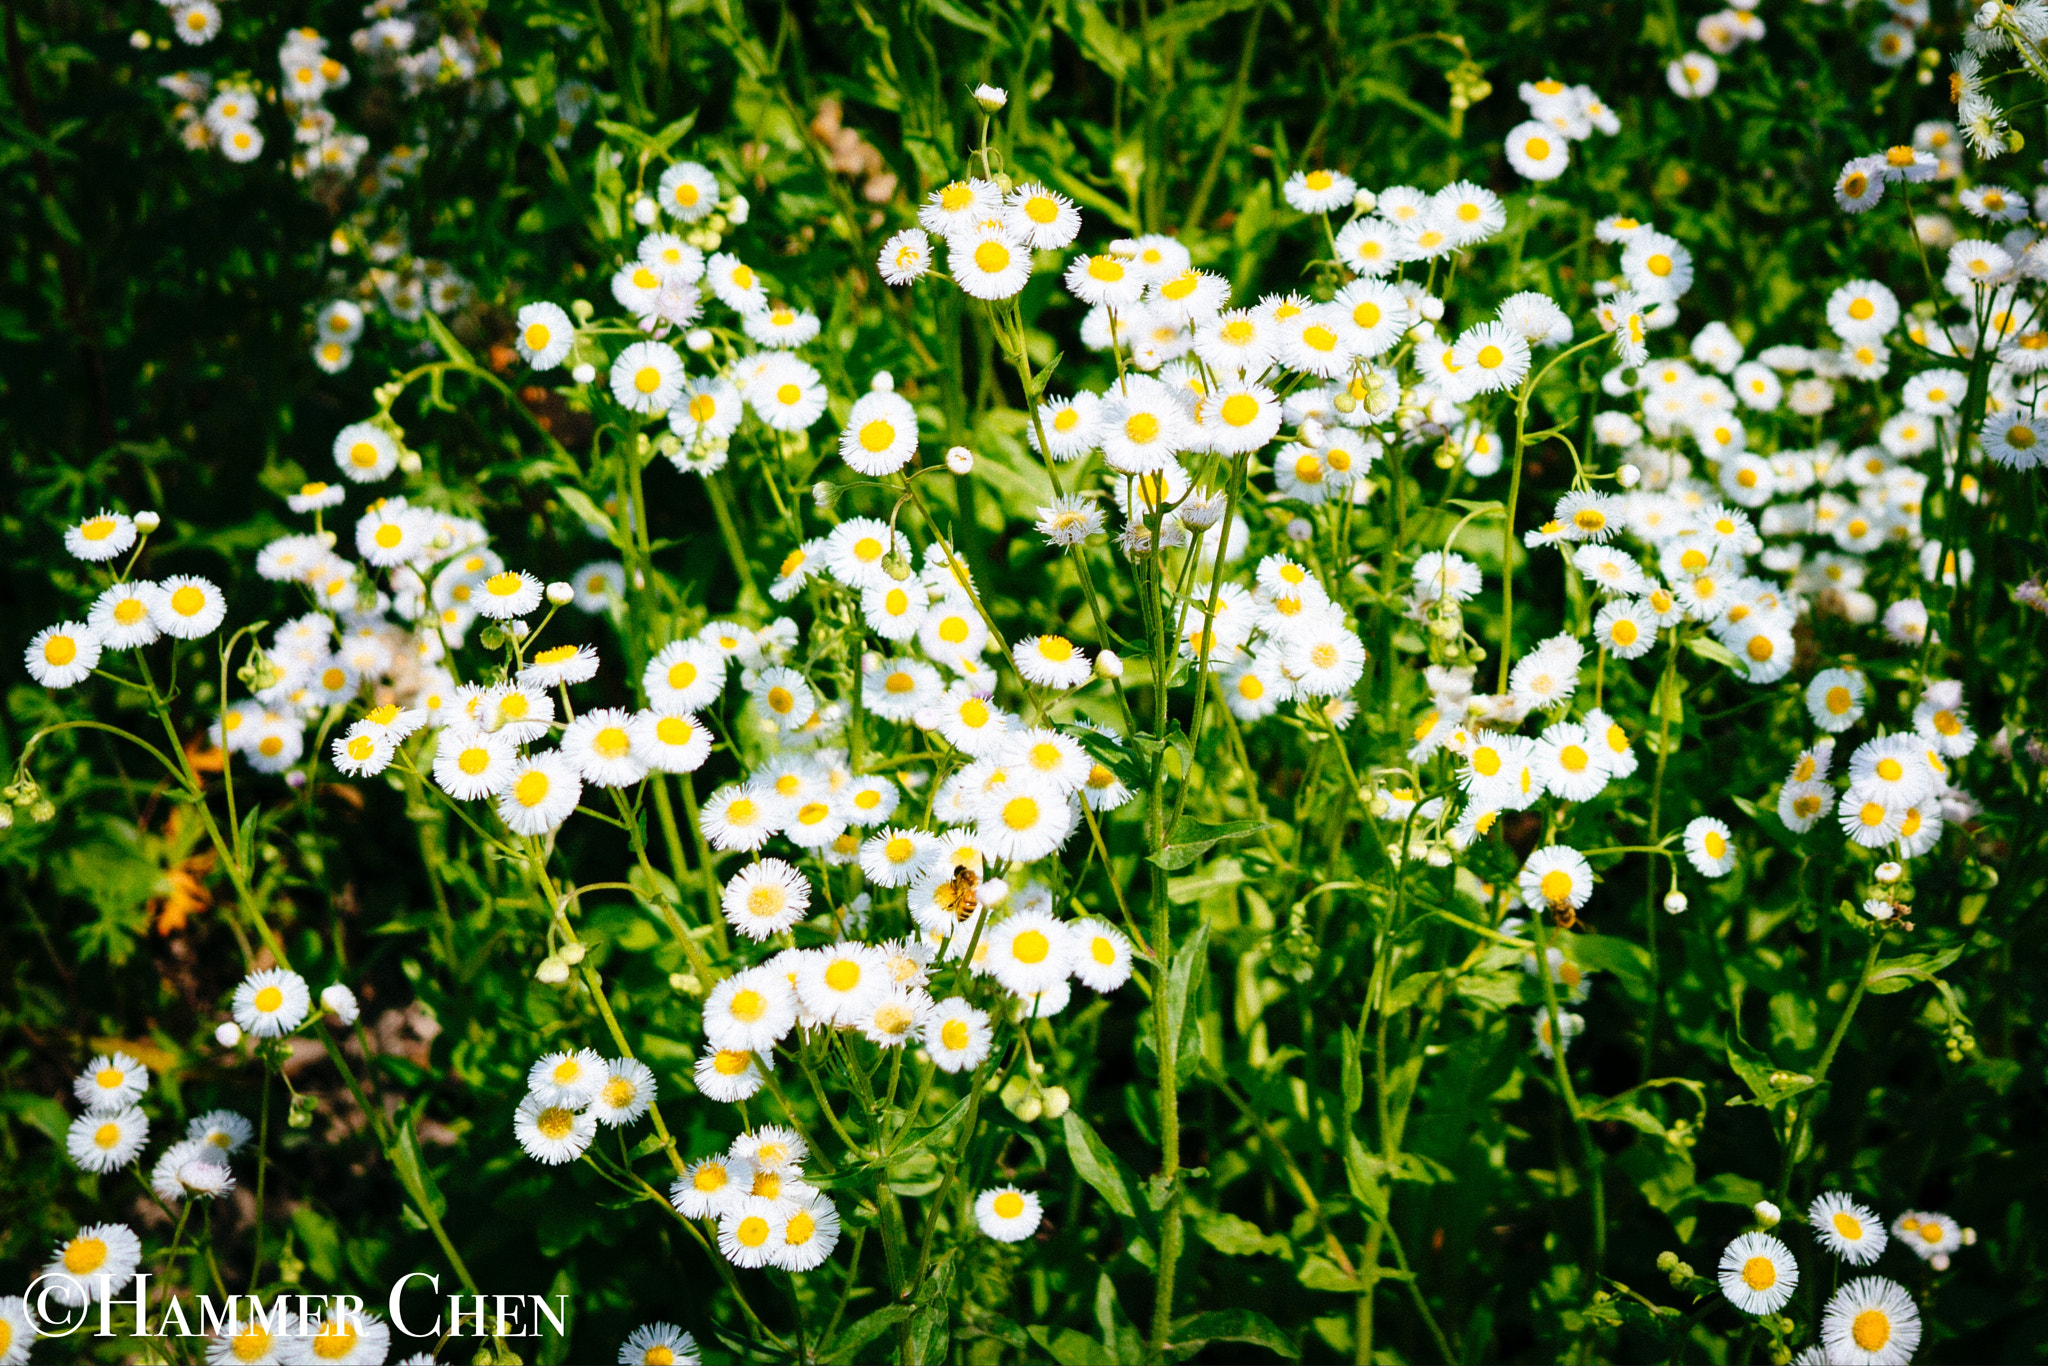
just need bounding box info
[1286,517,1313,543]
[130,28,150,48]
[668,972,701,994]
[946,446,975,475]
[1753,1200,1781,1228]
[813,481,838,511]
[1875,860,1904,884]
[1015,1093,1043,1122]
[912,707,941,731]
[1656,1251,1679,1272]
[973,83,1009,111]
[1040,1085,1070,1119]
[1298,419,1325,448]
[571,363,596,384]
[134,510,162,534]
[1353,188,1377,214]
[1663,889,1688,915]
[320,983,360,1026]
[215,1021,243,1047]
[727,195,750,226]
[1618,463,1642,489]
[509,619,531,640]
[871,370,895,393]
[632,196,658,225]
[1094,650,1124,680]
[558,940,587,965]
[545,581,575,606]
[685,328,714,352]
[536,956,571,984]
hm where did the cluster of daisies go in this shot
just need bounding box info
[1715,1189,1973,1363]
[25,510,225,690]
[152,4,492,377]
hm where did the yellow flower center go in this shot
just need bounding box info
[825,960,861,992]
[514,770,551,807]
[1740,1255,1776,1290]
[64,1237,108,1274]
[993,1192,1026,1219]
[1003,797,1040,831]
[171,586,207,616]
[1540,870,1573,906]
[974,241,1011,273]
[1526,136,1552,160]
[44,635,77,666]
[1853,1310,1890,1351]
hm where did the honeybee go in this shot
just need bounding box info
[932,850,982,923]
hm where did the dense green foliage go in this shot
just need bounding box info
[3,0,2047,1363]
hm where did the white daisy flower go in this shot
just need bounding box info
[950,226,1032,300]
[705,967,799,1053]
[635,710,711,774]
[497,753,585,839]
[431,726,517,800]
[333,422,399,482]
[694,1047,770,1104]
[1682,815,1737,876]
[25,621,100,688]
[515,301,574,369]
[64,510,137,562]
[1014,634,1091,690]
[618,1322,701,1366]
[232,968,311,1038]
[1811,1191,1888,1265]
[722,859,812,942]
[1070,920,1133,992]
[658,161,720,221]
[153,576,228,638]
[514,1094,597,1166]
[590,1058,657,1127]
[74,1051,149,1113]
[41,1223,144,1305]
[1820,1276,1920,1365]
[519,643,602,689]
[561,708,648,789]
[973,1186,1042,1242]
[1518,844,1594,912]
[474,569,544,620]
[66,1107,149,1173]
[1717,1231,1798,1314]
[1282,167,1356,214]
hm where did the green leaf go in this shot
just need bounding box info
[909,1250,955,1364]
[1383,968,1440,1014]
[1343,1132,1389,1217]
[823,1305,913,1364]
[1340,1025,1363,1117]
[1151,815,1273,871]
[423,311,475,371]
[1062,1111,1137,1218]
[1172,1308,1299,1359]
[534,1267,576,1366]
[1195,1210,1291,1259]
[1865,944,1964,995]
[1163,921,1212,1063]
[389,1115,448,1218]
[1570,934,1654,1003]
[1064,0,1143,79]
[1687,635,1743,670]
[1026,1327,1113,1364]
[556,485,617,540]
[1724,1036,1815,1110]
